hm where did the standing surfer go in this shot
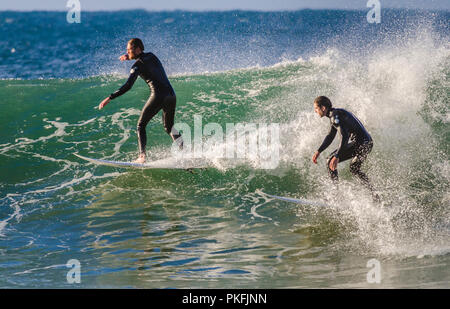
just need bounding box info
[311,96,379,201]
[98,38,183,163]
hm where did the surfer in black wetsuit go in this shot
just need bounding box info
[98,38,183,163]
[312,96,379,201]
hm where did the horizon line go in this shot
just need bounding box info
[1,7,449,12]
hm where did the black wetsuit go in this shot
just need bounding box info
[317,108,374,190]
[109,52,182,155]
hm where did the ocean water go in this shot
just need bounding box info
[0,9,449,288]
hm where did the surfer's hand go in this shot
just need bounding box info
[119,54,129,61]
[329,156,339,171]
[98,97,110,110]
[312,151,320,164]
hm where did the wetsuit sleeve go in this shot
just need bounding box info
[318,126,337,153]
[109,66,139,100]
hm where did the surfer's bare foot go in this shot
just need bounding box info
[133,154,146,164]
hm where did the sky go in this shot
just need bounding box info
[0,0,449,11]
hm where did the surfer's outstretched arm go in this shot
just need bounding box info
[312,151,320,164]
[98,66,139,110]
[312,127,336,164]
[318,126,337,154]
[108,66,140,100]
[98,97,110,109]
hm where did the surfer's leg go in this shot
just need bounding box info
[349,142,371,183]
[162,95,183,149]
[137,95,164,156]
[349,141,378,200]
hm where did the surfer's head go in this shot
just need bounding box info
[127,38,144,60]
[314,96,332,118]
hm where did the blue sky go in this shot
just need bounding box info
[0,0,449,11]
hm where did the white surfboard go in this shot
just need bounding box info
[262,191,329,207]
[74,153,207,170]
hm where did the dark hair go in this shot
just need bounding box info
[128,38,144,51]
[314,96,332,110]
